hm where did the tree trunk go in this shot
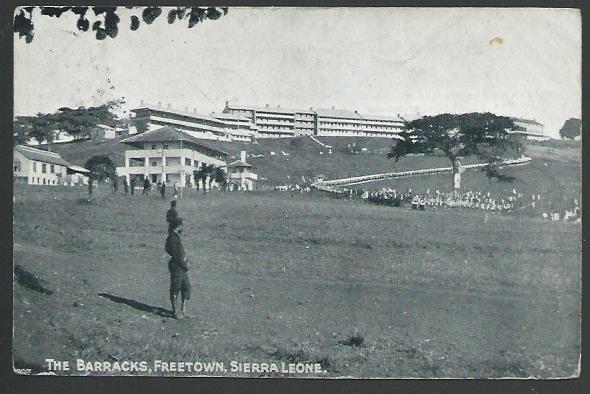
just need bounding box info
[452,159,461,195]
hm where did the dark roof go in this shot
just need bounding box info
[132,104,225,125]
[120,126,228,156]
[14,145,70,166]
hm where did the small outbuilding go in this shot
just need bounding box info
[227,151,257,191]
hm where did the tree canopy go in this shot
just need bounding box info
[389,113,524,185]
[14,6,228,43]
[13,100,122,146]
[85,155,116,181]
[559,118,582,140]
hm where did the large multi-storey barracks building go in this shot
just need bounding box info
[130,101,406,141]
[223,102,405,139]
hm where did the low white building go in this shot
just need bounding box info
[510,117,545,138]
[227,151,257,191]
[116,126,228,189]
[13,145,70,185]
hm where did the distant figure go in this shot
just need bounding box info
[113,177,118,193]
[167,200,179,228]
[143,178,151,195]
[123,178,129,195]
[165,217,192,319]
[161,182,167,199]
[88,178,93,199]
[130,177,136,196]
[173,183,178,200]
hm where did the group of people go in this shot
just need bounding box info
[110,177,179,199]
[360,188,526,214]
[273,184,312,193]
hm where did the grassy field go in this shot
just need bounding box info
[13,182,581,378]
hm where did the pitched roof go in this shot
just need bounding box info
[225,103,297,115]
[120,126,228,156]
[511,117,543,126]
[132,104,226,125]
[227,159,252,168]
[314,107,362,119]
[14,145,70,167]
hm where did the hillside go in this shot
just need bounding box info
[36,137,581,206]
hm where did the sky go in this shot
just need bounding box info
[14,7,581,137]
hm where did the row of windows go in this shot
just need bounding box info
[30,161,58,174]
[30,177,59,185]
[319,122,398,130]
[147,157,198,167]
[319,129,399,136]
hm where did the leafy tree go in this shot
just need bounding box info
[389,113,523,189]
[559,118,581,140]
[85,155,116,181]
[14,6,228,43]
[212,167,228,191]
[130,117,149,134]
[13,100,122,145]
[193,163,215,194]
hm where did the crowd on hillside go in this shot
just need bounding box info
[309,182,581,223]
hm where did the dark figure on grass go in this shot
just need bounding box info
[167,200,178,225]
[123,178,129,195]
[165,217,193,319]
[143,178,151,195]
[87,177,93,200]
[130,177,136,196]
[113,177,118,193]
[161,182,166,199]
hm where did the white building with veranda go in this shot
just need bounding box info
[13,145,70,185]
[116,126,228,189]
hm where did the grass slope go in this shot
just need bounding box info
[13,185,580,377]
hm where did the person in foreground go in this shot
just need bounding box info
[165,217,193,319]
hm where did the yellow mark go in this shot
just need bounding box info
[489,37,504,45]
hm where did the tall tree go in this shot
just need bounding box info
[559,118,582,140]
[85,155,116,181]
[212,167,228,191]
[13,100,122,145]
[389,113,524,189]
[193,163,215,194]
[14,6,228,43]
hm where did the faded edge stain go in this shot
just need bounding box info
[489,37,504,45]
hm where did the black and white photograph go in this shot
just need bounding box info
[11,6,582,379]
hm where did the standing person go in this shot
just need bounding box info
[87,176,93,200]
[167,200,178,226]
[113,176,118,193]
[165,217,192,319]
[173,183,178,200]
[143,177,150,195]
[161,181,167,199]
[123,178,129,195]
[130,177,136,196]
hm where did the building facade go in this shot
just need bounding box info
[223,102,405,138]
[510,117,545,138]
[116,126,228,189]
[130,101,256,142]
[13,145,69,185]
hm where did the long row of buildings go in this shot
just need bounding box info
[129,101,546,142]
[129,101,407,141]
